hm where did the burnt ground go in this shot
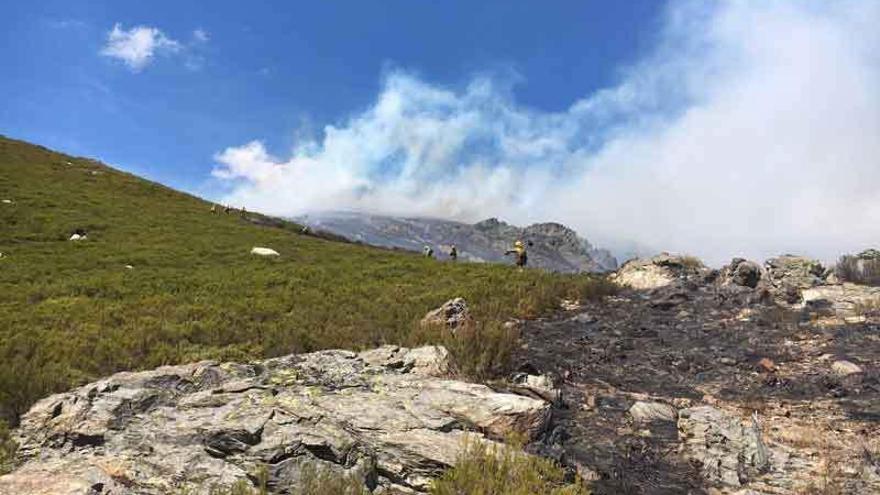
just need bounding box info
[518,284,880,494]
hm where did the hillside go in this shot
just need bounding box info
[299,211,618,273]
[0,136,607,425]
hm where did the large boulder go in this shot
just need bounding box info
[612,253,708,290]
[714,258,773,306]
[0,346,550,494]
[719,258,765,289]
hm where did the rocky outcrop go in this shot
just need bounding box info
[764,255,826,303]
[0,346,550,494]
[509,373,561,405]
[629,401,677,423]
[713,258,773,306]
[611,253,708,290]
[419,298,470,331]
[678,407,814,492]
[719,258,765,289]
[801,283,880,319]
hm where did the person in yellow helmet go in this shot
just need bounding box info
[505,240,527,269]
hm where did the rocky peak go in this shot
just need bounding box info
[302,212,618,272]
[473,217,505,231]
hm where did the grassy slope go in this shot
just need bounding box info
[0,136,603,421]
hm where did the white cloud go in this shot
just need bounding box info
[213,0,880,265]
[193,29,209,43]
[100,23,182,71]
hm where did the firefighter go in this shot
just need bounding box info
[505,240,527,269]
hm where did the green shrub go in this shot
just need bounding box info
[442,320,521,382]
[0,419,17,475]
[836,252,880,286]
[430,438,589,495]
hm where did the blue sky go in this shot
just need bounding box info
[1,0,662,191]
[2,1,879,263]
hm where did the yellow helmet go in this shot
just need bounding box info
[514,240,524,248]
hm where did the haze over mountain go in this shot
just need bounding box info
[299,211,618,273]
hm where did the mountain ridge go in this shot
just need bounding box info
[299,211,618,273]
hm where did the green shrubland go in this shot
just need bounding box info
[0,136,613,425]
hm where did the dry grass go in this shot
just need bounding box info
[441,320,521,382]
[0,420,16,475]
[430,437,590,495]
[800,451,847,495]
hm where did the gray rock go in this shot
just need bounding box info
[420,298,470,330]
[720,258,765,289]
[510,373,561,404]
[801,283,880,318]
[764,255,826,303]
[831,360,863,377]
[629,401,677,423]
[612,253,708,290]
[0,346,550,494]
[678,406,814,491]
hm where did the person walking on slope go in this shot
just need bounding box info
[449,245,458,261]
[505,240,527,269]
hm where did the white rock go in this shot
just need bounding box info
[69,234,86,241]
[250,247,280,256]
[511,373,560,404]
[1,199,12,204]
[629,401,677,423]
[831,360,863,376]
[560,299,581,311]
[124,265,134,270]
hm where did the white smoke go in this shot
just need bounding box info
[213,0,880,265]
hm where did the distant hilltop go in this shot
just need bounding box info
[298,211,618,273]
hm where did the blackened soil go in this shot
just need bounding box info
[519,285,880,494]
